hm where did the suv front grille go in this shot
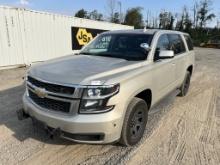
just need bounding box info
[28,90,71,113]
[27,76,75,95]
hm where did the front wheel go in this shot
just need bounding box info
[119,97,148,146]
[178,71,191,97]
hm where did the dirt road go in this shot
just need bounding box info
[0,48,219,165]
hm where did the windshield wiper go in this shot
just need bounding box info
[80,52,114,58]
[96,53,146,61]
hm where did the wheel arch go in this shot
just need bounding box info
[134,88,152,109]
[187,65,193,75]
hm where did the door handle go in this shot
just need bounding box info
[171,63,176,65]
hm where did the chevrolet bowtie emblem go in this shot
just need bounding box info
[35,87,47,98]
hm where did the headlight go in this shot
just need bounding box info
[79,84,120,114]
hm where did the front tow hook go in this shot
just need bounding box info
[45,127,62,139]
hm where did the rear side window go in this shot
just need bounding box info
[184,35,194,51]
[168,34,186,55]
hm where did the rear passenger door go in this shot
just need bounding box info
[167,33,187,86]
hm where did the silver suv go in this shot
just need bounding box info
[18,29,195,146]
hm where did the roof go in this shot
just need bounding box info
[102,29,188,35]
[103,29,159,35]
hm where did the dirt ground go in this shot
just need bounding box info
[0,48,219,165]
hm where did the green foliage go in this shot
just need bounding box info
[124,7,144,29]
[165,0,218,46]
[175,7,193,32]
[75,9,103,21]
[188,28,220,46]
[74,9,88,18]
[159,11,174,29]
[111,12,120,23]
[89,10,103,21]
[74,1,219,46]
[181,0,217,46]
[197,0,216,28]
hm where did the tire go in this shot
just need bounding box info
[119,97,148,146]
[178,71,191,97]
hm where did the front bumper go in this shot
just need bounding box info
[22,94,122,144]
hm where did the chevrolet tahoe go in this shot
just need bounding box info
[18,29,195,146]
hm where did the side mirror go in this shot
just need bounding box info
[140,43,151,52]
[159,50,174,59]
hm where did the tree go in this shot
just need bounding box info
[159,11,174,29]
[89,10,104,21]
[176,6,192,32]
[169,15,175,30]
[124,7,144,29]
[192,1,199,28]
[75,9,88,18]
[105,0,123,23]
[197,0,215,28]
[145,9,151,27]
[112,12,120,23]
[152,12,160,28]
[75,9,104,21]
[184,9,193,32]
[176,14,184,31]
[106,0,117,22]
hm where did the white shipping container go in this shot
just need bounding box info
[0,6,133,69]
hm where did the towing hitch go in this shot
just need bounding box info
[17,109,30,120]
[45,126,62,139]
[17,110,62,139]
[30,117,62,139]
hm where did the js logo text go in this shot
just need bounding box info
[76,28,93,46]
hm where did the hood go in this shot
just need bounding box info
[29,55,141,85]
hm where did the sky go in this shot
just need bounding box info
[0,0,219,27]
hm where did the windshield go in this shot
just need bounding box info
[80,33,153,61]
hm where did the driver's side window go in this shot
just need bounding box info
[154,34,170,61]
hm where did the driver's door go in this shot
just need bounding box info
[152,34,176,100]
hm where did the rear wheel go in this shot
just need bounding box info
[119,97,148,146]
[178,71,191,97]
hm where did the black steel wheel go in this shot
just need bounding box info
[129,108,145,140]
[119,97,148,146]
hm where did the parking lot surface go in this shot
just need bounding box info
[0,48,220,165]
